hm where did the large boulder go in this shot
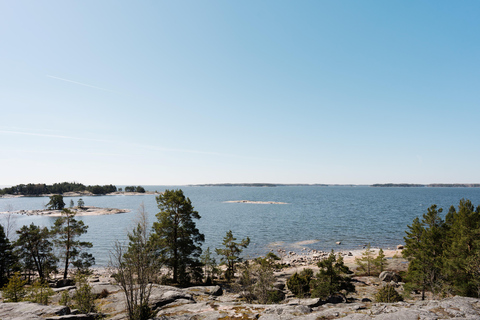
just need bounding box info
[184,285,223,297]
[326,294,346,304]
[149,286,195,310]
[0,302,70,320]
[379,271,402,283]
[56,279,75,288]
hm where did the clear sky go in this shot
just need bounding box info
[1,1,479,186]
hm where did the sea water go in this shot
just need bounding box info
[2,186,480,266]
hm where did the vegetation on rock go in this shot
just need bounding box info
[375,284,403,303]
[310,250,355,299]
[110,203,158,320]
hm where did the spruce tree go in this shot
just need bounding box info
[403,205,445,300]
[374,248,387,273]
[151,189,204,284]
[443,199,480,297]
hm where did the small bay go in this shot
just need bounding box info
[2,185,480,266]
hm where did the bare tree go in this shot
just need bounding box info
[109,203,159,320]
[1,203,18,240]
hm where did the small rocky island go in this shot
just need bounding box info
[224,200,288,204]
[1,206,130,216]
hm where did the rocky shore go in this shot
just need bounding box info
[0,206,130,216]
[2,247,479,319]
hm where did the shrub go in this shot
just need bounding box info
[375,284,403,303]
[27,280,54,305]
[287,269,312,298]
[2,272,27,302]
[73,275,96,314]
[310,251,355,299]
[99,288,109,299]
[60,290,72,307]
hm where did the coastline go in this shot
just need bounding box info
[0,206,130,216]
[276,247,406,270]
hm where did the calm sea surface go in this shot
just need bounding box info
[2,186,480,266]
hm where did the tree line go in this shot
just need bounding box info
[0,208,94,287]
[403,199,480,299]
[0,182,117,195]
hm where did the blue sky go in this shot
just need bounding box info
[1,1,479,185]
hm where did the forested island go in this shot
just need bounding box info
[0,182,148,196]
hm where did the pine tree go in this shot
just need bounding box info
[215,230,250,281]
[51,209,93,279]
[355,243,376,276]
[46,194,65,210]
[15,223,57,280]
[151,189,204,284]
[310,250,355,299]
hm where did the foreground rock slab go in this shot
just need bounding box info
[152,296,480,320]
[0,302,69,320]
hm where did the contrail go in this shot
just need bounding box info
[0,129,281,161]
[47,75,115,92]
[0,130,112,144]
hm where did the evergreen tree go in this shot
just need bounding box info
[443,199,480,297]
[2,272,27,302]
[403,205,445,300]
[15,223,57,280]
[200,247,218,284]
[51,209,93,279]
[310,250,355,299]
[374,248,387,273]
[46,194,65,210]
[215,230,250,281]
[253,257,277,304]
[151,189,204,284]
[355,243,376,276]
[286,269,312,298]
[0,224,16,286]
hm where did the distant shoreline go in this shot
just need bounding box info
[224,200,288,204]
[190,183,480,188]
